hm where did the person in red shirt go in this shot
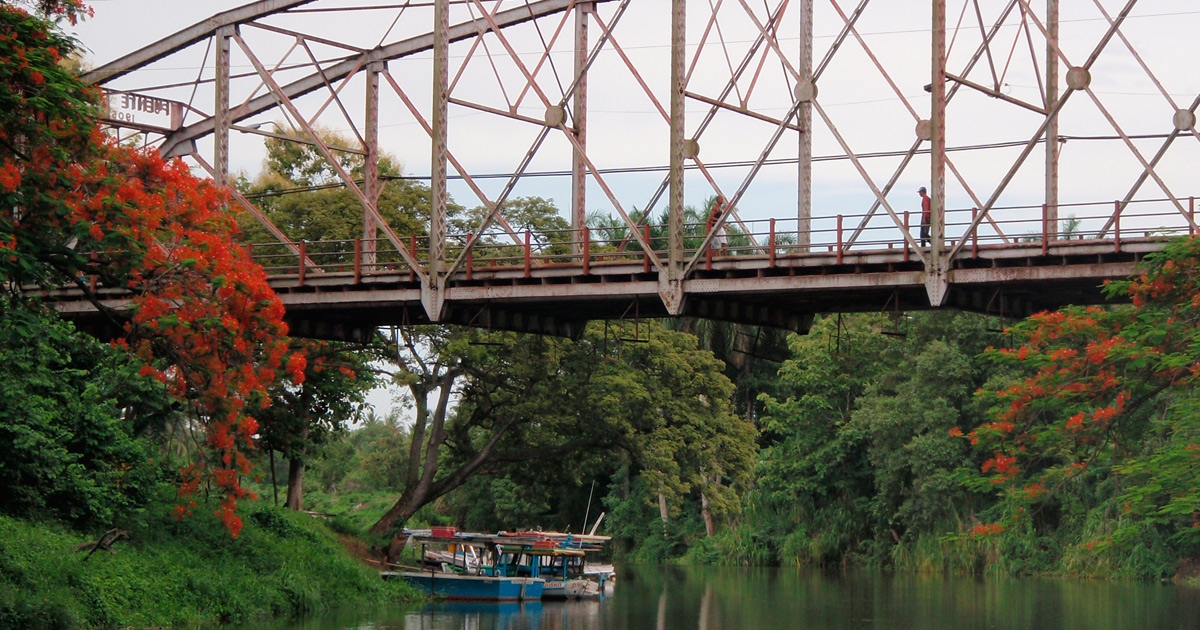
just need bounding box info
[707,196,727,255]
[918,187,931,247]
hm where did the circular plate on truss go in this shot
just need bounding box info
[1066,67,1091,90]
[1173,109,1196,132]
[915,119,931,141]
[793,80,818,103]
[544,105,566,127]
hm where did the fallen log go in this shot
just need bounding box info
[73,528,128,561]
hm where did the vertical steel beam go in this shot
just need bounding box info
[798,0,813,252]
[214,27,233,187]
[364,62,381,269]
[426,0,450,320]
[661,0,686,315]
[927,0,949,305]
[668,0,686,277]
[571,4,591,254]
[1045,0,1059,235]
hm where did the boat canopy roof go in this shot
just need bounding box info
[402,529,610,553]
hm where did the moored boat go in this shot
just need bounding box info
[514,531,614,598]
[388,530,546,601]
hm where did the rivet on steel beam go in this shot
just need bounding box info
[1065,67,1091,90]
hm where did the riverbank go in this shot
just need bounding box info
[0,499,418,628]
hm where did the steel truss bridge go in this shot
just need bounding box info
[65,0,1200,339]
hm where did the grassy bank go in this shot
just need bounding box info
[0,496,418,629]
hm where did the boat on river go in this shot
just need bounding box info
[384,530,545,601]
[384,528,613,601]
[511,531,614,598]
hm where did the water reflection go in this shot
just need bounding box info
[266,565,1200,630]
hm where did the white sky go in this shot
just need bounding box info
[69,0,1200,417]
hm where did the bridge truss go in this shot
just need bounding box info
[79,0,1200,338]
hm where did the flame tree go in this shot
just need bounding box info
[0,2,300,536]
[962,236,1200,577]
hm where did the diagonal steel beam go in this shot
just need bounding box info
[1099,93,1200,235]
[845,0,1019,248]
[616,0,791,253]
[235,34,427,281]
[946,0,1139,261]
[135,0,608,157]
[83,0,318,85]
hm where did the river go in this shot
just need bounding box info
[268,565,1200,629]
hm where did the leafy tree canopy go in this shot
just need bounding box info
[0,5,299,536]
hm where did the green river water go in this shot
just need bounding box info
[261,565,1200,629]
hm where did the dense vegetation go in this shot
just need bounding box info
[295,239,1200,583]
[0,5,413,627]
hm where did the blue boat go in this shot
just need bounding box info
[386,530,547,601]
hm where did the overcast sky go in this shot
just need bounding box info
[71,0,1200,415]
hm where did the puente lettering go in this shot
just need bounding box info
[104,91,183,131]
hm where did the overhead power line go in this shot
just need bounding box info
[239,133,1160,201]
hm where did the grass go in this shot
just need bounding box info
[0,491,419,629]
[298,489,400,538]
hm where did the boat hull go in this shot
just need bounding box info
[386,572,544,601]
[540,579,587,599]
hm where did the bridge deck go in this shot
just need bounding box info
[53,234,1168,341]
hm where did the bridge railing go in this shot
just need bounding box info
[945,196,1196,254]
[244,196,1197,281]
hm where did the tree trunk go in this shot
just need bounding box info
[285,456,303,511]
[658,492,670,530]
[701,490,715,537]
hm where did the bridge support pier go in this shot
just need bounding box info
[658,277,686,317]
[421,277,448,323]
[924,262,950,307]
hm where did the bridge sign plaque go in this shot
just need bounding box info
[103,91,184,132]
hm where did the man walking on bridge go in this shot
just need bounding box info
[918,187,932,247]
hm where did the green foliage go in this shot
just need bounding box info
[0,300,168,527]
[958,236,1200,580]
[754,312,1004,567]
[0,496,416,628]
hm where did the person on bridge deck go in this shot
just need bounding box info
[918,187,932,247]
[707,196,728,256]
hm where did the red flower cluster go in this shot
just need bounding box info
[0,5,302,537]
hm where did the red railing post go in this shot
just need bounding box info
[524,230,532,278]
[466,234,474,281]
[582,227,591,275]
[1190,196,1195,236]
[971,207,979,257]
[353,238,362,284]
[1041,204,1049,256]
[836,214,843,264]
[705,237,713,270]
[769,218,777,268]
[1114,200,1122,253]
[643,224,652,274]
[298,240,307,286]
[904,211,911,262]
[409,235,417,283]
